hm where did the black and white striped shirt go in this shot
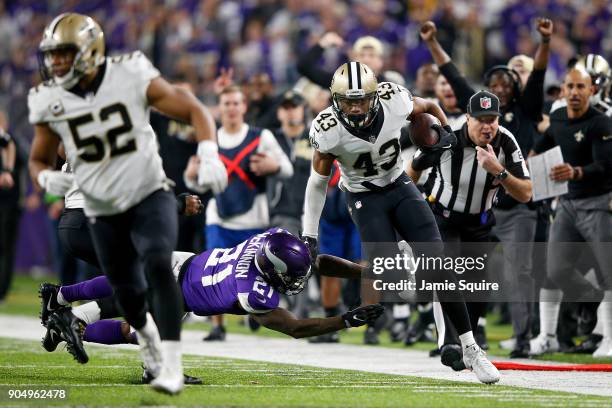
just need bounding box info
[412,124,529,214]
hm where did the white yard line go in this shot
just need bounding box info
[2,315,612,398]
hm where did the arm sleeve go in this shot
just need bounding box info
[533,126,556,154]
[438,62,476,113]
[519,69,546,122]
[296,44,335,89]
[259,129,293,178]
[582,117,612,180]
[302,167,330,237]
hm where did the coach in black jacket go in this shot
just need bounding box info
[419,18,552,357]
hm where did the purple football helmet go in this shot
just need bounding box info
[255,231,312,295]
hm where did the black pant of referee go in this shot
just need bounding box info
[429,201,495,350]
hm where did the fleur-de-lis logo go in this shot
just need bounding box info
[574,130,585,142]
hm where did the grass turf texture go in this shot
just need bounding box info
[2,274,612,365]
[0,338,611,407]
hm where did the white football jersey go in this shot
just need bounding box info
[310,82,413,192]
[28,51,168,216]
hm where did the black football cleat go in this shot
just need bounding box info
[39,283,61,327]
[41,325,64,352]
[47,307,88,364]
[363,327,380,345]
[247,315,261,332]
[203,325,226,342]
[389,321,407,343]
[440,343,466,371]
[569,334,603,354]
[308,332,340,344]
[475,325,489,350]
[142,367,203,385]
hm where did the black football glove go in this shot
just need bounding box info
[301,235,318,265]
[176,192,190,215]
[426,124,457,152]
[342,303,385,328]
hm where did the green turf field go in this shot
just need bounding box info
[3,275,610,365]
[0,337,610,407]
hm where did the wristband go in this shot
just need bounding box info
[494,169,508,181]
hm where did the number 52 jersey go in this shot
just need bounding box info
[28,51,168,216]
[310,82,413,192]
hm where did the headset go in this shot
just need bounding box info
[483,65,522,105]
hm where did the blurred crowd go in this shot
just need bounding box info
[1,0,611,110]
[0,0,611,356]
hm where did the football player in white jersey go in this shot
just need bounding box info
[27,13,226,394]
[302,62,500,384]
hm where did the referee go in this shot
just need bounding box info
[420,17,551,358]
[408,90,532,366]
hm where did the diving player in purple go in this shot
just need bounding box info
[40,229,384,382]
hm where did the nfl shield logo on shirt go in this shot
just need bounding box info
[49,100,64,116]
[355,201,362,209]
[480,97,492,109]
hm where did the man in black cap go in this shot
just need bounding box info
[408,90,532,365]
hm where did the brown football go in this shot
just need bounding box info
[408,113,441,148]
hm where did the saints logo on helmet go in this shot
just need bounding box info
[330,62,380,131]
[574,54,611,105]
[575,54,610,90]
[39,13,105,89]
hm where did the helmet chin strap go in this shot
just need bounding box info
[346,112,368,127]
[53,66,81,89]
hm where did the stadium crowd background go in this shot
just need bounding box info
[0,0,611,352]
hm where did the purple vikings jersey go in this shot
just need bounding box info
[181,228,282,316]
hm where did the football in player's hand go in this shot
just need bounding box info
[408,113,441,148]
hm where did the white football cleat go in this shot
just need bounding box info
[137,314,163,378]
[463,343,500,384]
[529,334,559,356]
[593,337,611,358]
[499,337,516,350]
[151,341,184,395]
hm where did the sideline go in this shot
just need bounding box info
[2,314,612,397]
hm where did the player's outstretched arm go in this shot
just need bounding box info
[315,254,364,279]
[253,304,385,339]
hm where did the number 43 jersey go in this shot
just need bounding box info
[310,82,413,192]
[179,228,281,316]
[28,51,167,216]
